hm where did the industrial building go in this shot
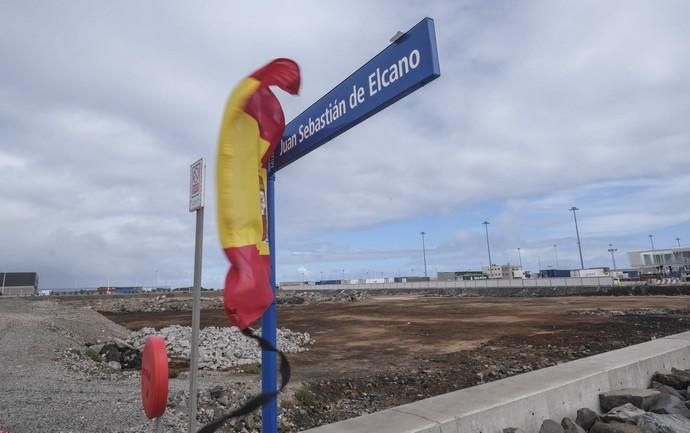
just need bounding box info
[437,271,487,281]
[481,264,524,279]
[627,246,690,280]
[571,268,609,278]
[1,272,39,296]
[627,247,690,268]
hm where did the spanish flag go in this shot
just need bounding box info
[216,59,300,329]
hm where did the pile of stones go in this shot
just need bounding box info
[127,325,313,370]
[111,295,224,313]
[504,368,690,433]
[86,337,141,370]
[278,289,368,305]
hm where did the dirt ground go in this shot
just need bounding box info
[102,296,690,379]
[43,293,690,431]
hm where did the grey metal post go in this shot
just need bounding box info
[649,234,655,250]
[189,206,204,433]
[420,231,428,278]
[155,417,163,433]
[569,207,584,270]
[517,248,522,269]
[677,237,681,248]
[482,221,492,269]
[553,244,559,268]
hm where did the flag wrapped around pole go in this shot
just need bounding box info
[216,59,300,330]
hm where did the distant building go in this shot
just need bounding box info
[539,269,572,278]
[482,264,524,279]
[628,247,690,270]
[393,276,430,283]
[1,272,39,296]
[315,280,343,285]
[97,286,116,295]
[437,271,487,281]
[571,268,609,278]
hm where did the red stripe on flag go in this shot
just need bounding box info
[244,87,284,167]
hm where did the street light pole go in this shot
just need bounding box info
[569,207,585,270]
[648,234,655,250]
[676,237,681,248]
[608,244,618,271]
[482,221,492,269]
[553,244,559,268]
[420,231,428,278]
[517,247,523,269]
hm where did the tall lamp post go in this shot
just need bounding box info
[676,237,681,248]
[553,244,559,268]
[608,244,618,271]
[648,234,655,250]
[482,221,492,269]
[420,231,428,278]
[569,207,585,270]
[517,247,523,269]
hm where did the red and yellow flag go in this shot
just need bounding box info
[216,59,300,329]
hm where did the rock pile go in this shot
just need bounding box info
[111,295,223,313]
[278,289,368,305]
[503,367,690,433]
[127,325,313,370]
[86,337,141,370]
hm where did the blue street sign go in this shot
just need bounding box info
[269,17,440,173]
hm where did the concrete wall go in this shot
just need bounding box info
[282,277,614,292]
[302,331,690,433]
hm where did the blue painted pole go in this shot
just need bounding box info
[262,173,278,433]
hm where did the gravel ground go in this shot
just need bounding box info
[0,298,264,433]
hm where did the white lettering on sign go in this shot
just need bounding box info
[369,49,420,96]
[280,48,422,157]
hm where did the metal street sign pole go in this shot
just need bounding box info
[188,158,205,433]
[262,173,278,433]
[260,17,440,433]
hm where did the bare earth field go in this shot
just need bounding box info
[100,295,690,429]
[5,294,690,432]
[102,296,690,379]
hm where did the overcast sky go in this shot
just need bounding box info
[2,1,689,288]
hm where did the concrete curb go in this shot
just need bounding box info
[301,331,690,433]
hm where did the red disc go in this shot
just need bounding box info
[140,335,168,419]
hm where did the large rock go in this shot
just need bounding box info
[99,343,122,363]
[589,421,645,433]
[599,388,662,412]
[88,343,104,354]
[577,407,600,430]
[561,417,585,433]
[649,391,690,418]
[637,412,690,432]
[602,404,646,424]
[651,381,685,400]
[112,337,135,351]
[106,360,121,370]
[538,419,565,433]
[652,369,690,390]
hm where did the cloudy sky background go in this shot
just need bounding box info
[1,1,689,288]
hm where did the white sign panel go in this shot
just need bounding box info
[189,158,205,212]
